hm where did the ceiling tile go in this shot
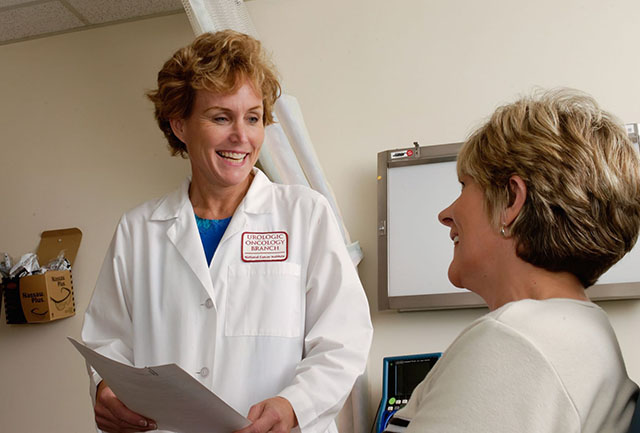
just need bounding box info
[0,0,42,8]
[65,0,183,24]
[0,2,84,43]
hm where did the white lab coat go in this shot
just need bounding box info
[82,168,373,433]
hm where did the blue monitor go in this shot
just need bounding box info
[375,352,441,433]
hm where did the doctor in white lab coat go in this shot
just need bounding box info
[81,30,373,433]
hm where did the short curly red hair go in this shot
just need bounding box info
[146,30,281,157]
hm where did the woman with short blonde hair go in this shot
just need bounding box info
[459,89,640,287]
[386,89,640,433]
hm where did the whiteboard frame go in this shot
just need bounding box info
[377,143,640,311]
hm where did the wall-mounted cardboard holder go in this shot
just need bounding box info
[2,228,82,324]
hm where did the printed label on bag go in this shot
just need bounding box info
[241,232,288,262]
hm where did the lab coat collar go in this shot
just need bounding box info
[215,168,273,251]
[150,168,274,221]
[148,177,214,299]
[239,168,274,215]
[146,168,275,302]
[149,178,191,221]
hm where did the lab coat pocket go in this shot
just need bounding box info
[226,262,302,337]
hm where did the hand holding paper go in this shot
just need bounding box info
[69,337,250,433]
[233,396,297,433]
[95,381,157,432]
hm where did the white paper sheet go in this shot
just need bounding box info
[68,337,250,433]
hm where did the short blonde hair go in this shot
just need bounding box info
[458,88,640,287]
[147,30,281,157]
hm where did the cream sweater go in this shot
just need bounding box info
[385,299,637,433]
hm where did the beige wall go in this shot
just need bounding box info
[1,1,640,431]
[0,13,194,432]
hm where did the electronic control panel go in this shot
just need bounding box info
[375,352,441,433]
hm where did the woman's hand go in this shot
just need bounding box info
[94,381,157,432]
[234,396,298,433]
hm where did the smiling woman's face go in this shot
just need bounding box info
[438,175,502,291]
[171,80,265,193]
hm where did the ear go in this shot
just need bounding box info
[503,175,527,226]
[169,118,186,143]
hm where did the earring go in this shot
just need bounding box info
[500,225,507,237]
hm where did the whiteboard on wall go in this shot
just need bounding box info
[387,160,463,297]
[377,143,640,311]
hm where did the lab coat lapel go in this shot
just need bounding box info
[152,179,215,300]
[152,171,273,299]
[217,168,273,247]
[168,208,215,300]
